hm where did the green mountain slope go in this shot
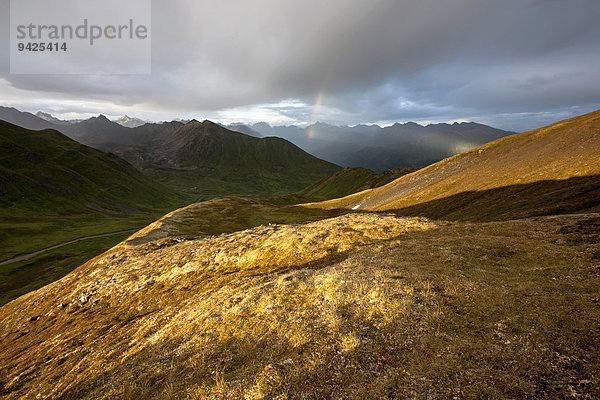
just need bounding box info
[117,120,341,196]
[300,167,418,200]
[0,120,191,297]
[0,120,185,216]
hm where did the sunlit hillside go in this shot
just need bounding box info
[305,110,600,221]
[0,112,599,399]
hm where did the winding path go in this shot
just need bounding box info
[0,228,140,267]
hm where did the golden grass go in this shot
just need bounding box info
[0,213,599,399]
[304,109,600,213]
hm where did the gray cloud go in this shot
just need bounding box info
[1,0,599,130]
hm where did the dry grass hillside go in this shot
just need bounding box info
[304,110,600,220]
[0,211,599,399]
[1,111,600,399]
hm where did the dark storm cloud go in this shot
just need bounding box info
[1,0,599,130]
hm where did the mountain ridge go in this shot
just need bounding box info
[0,120,191,304]
[303,109,600,220]
[111,120,342,196]
[248,120,514,171]
[0,106,514,172]
[0,120,184,216]
[0,110,599,398]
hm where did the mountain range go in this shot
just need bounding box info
[1,107,146,129]
[0,106,513,172]
[0,110,598,398]
[244,120,514,171]
[112,119,341,196]
[307,109,600,220]
[0,107,341,197]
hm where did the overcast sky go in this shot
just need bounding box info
[1,0,599,131]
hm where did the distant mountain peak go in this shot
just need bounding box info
[202,119,221,127]
[226,123,263,138]
[35,111,57,121]
[114,115,147,128]
[183,119,222,129]
[185,119,201,125]
[252,122,272,129]
[80,114,122,128]
[33,111,73,126]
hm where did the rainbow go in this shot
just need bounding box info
[306,91,324,139]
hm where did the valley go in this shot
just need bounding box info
[0,109,424,306]
[0,109,598,398]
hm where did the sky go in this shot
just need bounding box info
[1,0,599,132]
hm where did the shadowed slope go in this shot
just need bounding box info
[114,120,342,196]
[0,120,185,216]
[0,120,190,303]
[388,175,600,221]
[304,110,600,219]
[300,167,418,200]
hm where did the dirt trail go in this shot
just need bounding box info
[0,229,140,266]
